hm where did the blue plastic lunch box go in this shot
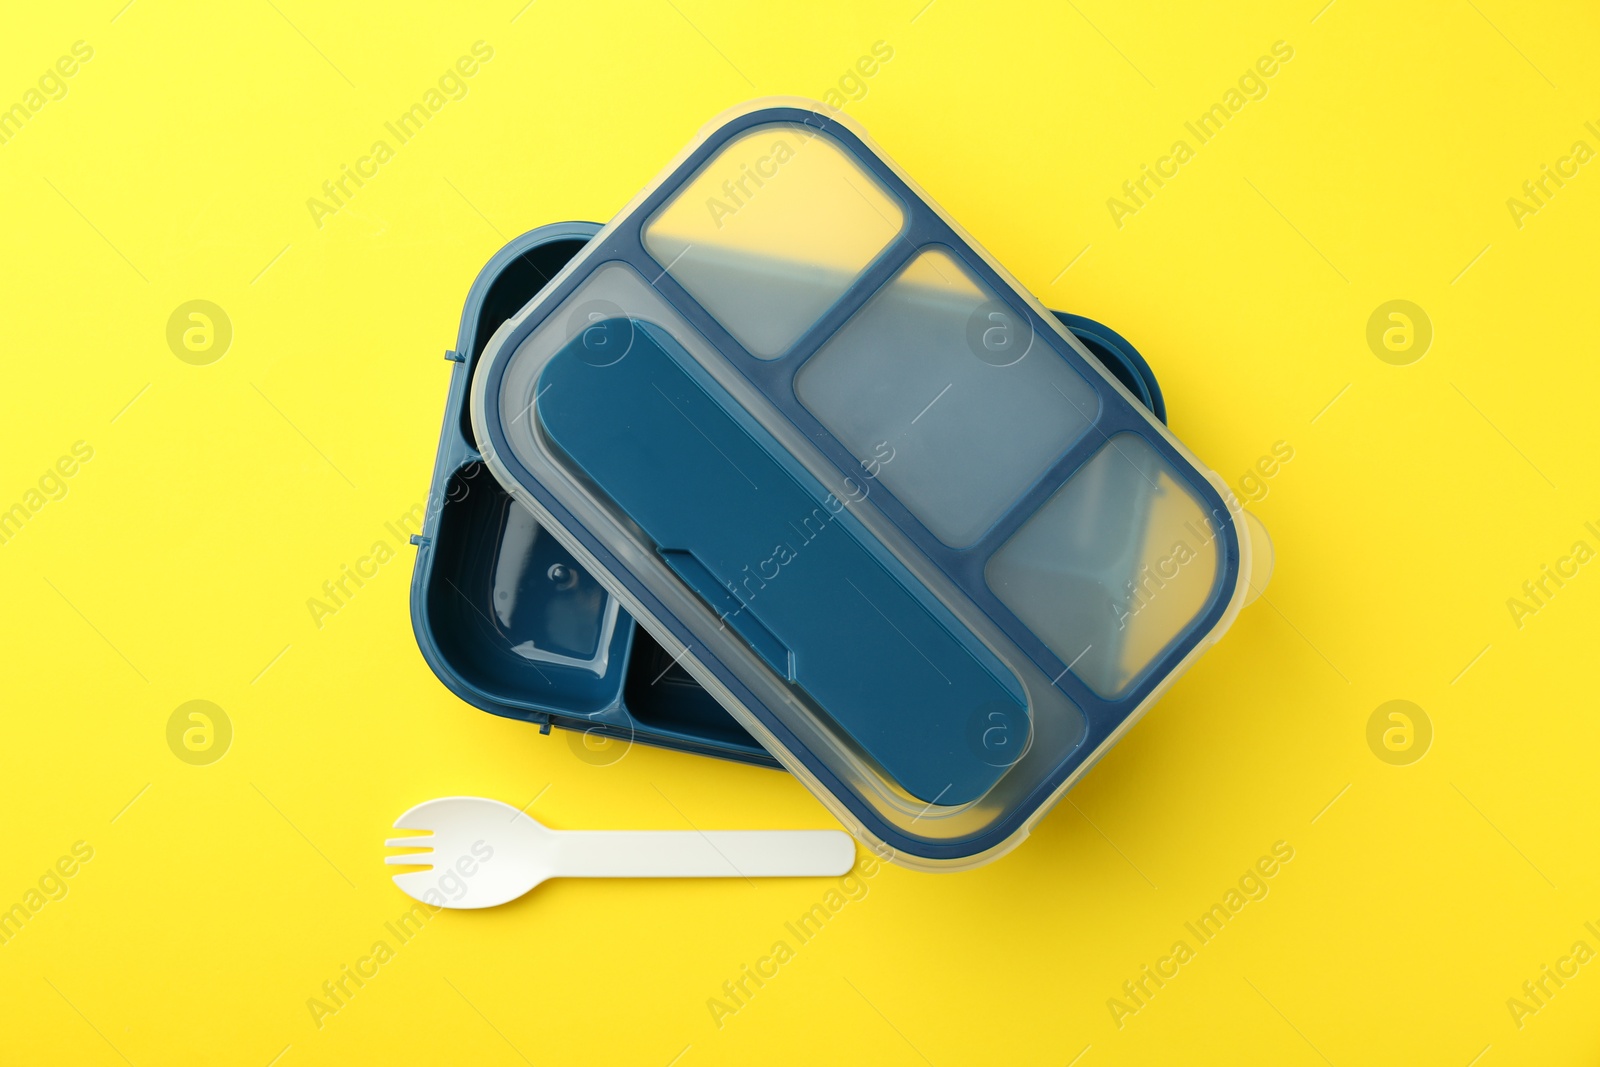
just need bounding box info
[462,101,1268,870]
[409,221,1166,770]
[421,97,1268,870]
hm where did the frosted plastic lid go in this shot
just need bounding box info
[471,100,1260,869]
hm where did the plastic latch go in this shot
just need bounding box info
[1240,510,1274,607]
[408,534,429,547]
[444,349,465,363]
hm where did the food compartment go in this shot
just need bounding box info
[795,248,1098,547]
[423,461,628,716]
[986,433,1222,697]
[624,629,768,756]
[643,123,903,358]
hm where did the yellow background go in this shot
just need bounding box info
[3,0,1598,1063]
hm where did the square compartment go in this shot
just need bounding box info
[643,124,902,358]
[795,248,1098,547]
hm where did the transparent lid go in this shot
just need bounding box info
[471,100,1257,869]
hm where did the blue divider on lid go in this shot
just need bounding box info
[537,320,1028,803]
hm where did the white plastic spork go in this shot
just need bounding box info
[387,796,857,909]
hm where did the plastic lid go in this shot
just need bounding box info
[471,100,1258,869]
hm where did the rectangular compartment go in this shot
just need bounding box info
[795,248,1098,547]
[643,123,904,358]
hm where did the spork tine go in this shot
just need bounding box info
[386,796,857,909]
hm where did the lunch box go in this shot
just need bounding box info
[427,99,1270,869]
[409,224,1168,769]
